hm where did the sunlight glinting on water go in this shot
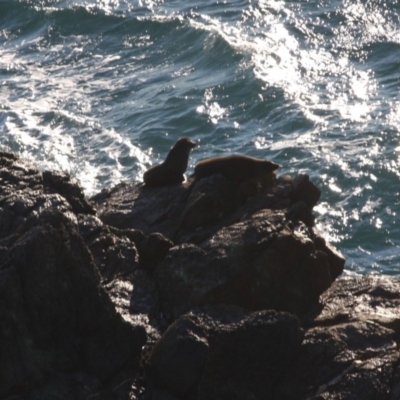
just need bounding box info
[242,2,400,263]
[2,0,400,273]
[188,0,380,135]
[0,6,157,195]
[196,88,227,125]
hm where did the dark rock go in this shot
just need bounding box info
[154,243,212,320]
[0,211,146,398]
[314,235,346,280]
[0,153,95,240]
[90,173,332,294]
[103,268,161,324]
[290,174,321,209]
[78,214,167,285]
[235,172,277,203]
[78,213,104,240]
[155,212,337,319]
[179,174,236,231]
[0,186,74,239]
[7,372,101,400]
[84,369,144,400]
[91,181,190,239]
[147,306,303,400]
[85,224,140,283]
[0,152,43,190]
[276,322,398,400]
[309,275,400,330]
[149,315,209,396]
[43,169,96,215]
[136,232,174,274]
[128,269,161,317]
[286,200,315,227]
[4,151,378,400]
[150,388,180,400]
[275,275,400,399]
[77,215,163,347]
[195,307,303,399]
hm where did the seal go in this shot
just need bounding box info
[194,154,279,182]
[143,137,197,187]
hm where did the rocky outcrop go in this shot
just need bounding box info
[142,276,400,400]
[93,172,344,320]
[149,307,303,399]
[2,151,400,400]
[277,275,400,400]
[0,152,95,240]
[0,210,146,398]
[0,154,146,399]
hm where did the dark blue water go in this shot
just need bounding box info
[1,0,400,275]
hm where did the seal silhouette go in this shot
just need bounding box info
[194,154,279,182]
[143,137,197,187]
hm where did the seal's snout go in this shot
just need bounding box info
[267,160,280,172]
[177,137,197,149]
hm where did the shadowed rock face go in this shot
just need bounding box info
[149,307,303,399]
[0,154,146,398]
[275,275,400,400]
[4,151,400,400]
[0,211,146,398]
[154,212,335,319]
[149,315,209,396]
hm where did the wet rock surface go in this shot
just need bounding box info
[277,275,400,400]
[1,151,400,400]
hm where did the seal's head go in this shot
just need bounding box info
[169,137,197,153]
[165,137,197,172]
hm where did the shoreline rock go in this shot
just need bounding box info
[1,151,399,400]
[92,169,344,320]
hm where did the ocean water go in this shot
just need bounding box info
[1,0,400,275]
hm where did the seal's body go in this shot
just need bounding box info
[143,137,197,187]
[194,154,279,182]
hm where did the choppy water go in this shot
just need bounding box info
[1,0,400,275]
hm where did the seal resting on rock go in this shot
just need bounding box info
[194,154,279,182]
[144,137,197,187]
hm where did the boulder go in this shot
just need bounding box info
[178,174,237,231]
[0,152,94,240]
[196,307,304,400]
[81,219,141,283]
[149,315,209,396]
[77,214,163,345]
[91,181,190,239]
[290,174,321,209]
[0,211,146,398]
[275,275,400,399]
[149,306,304,399]
[155,211,339,319]
[42,169,95,215]
[135,232,174,275]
